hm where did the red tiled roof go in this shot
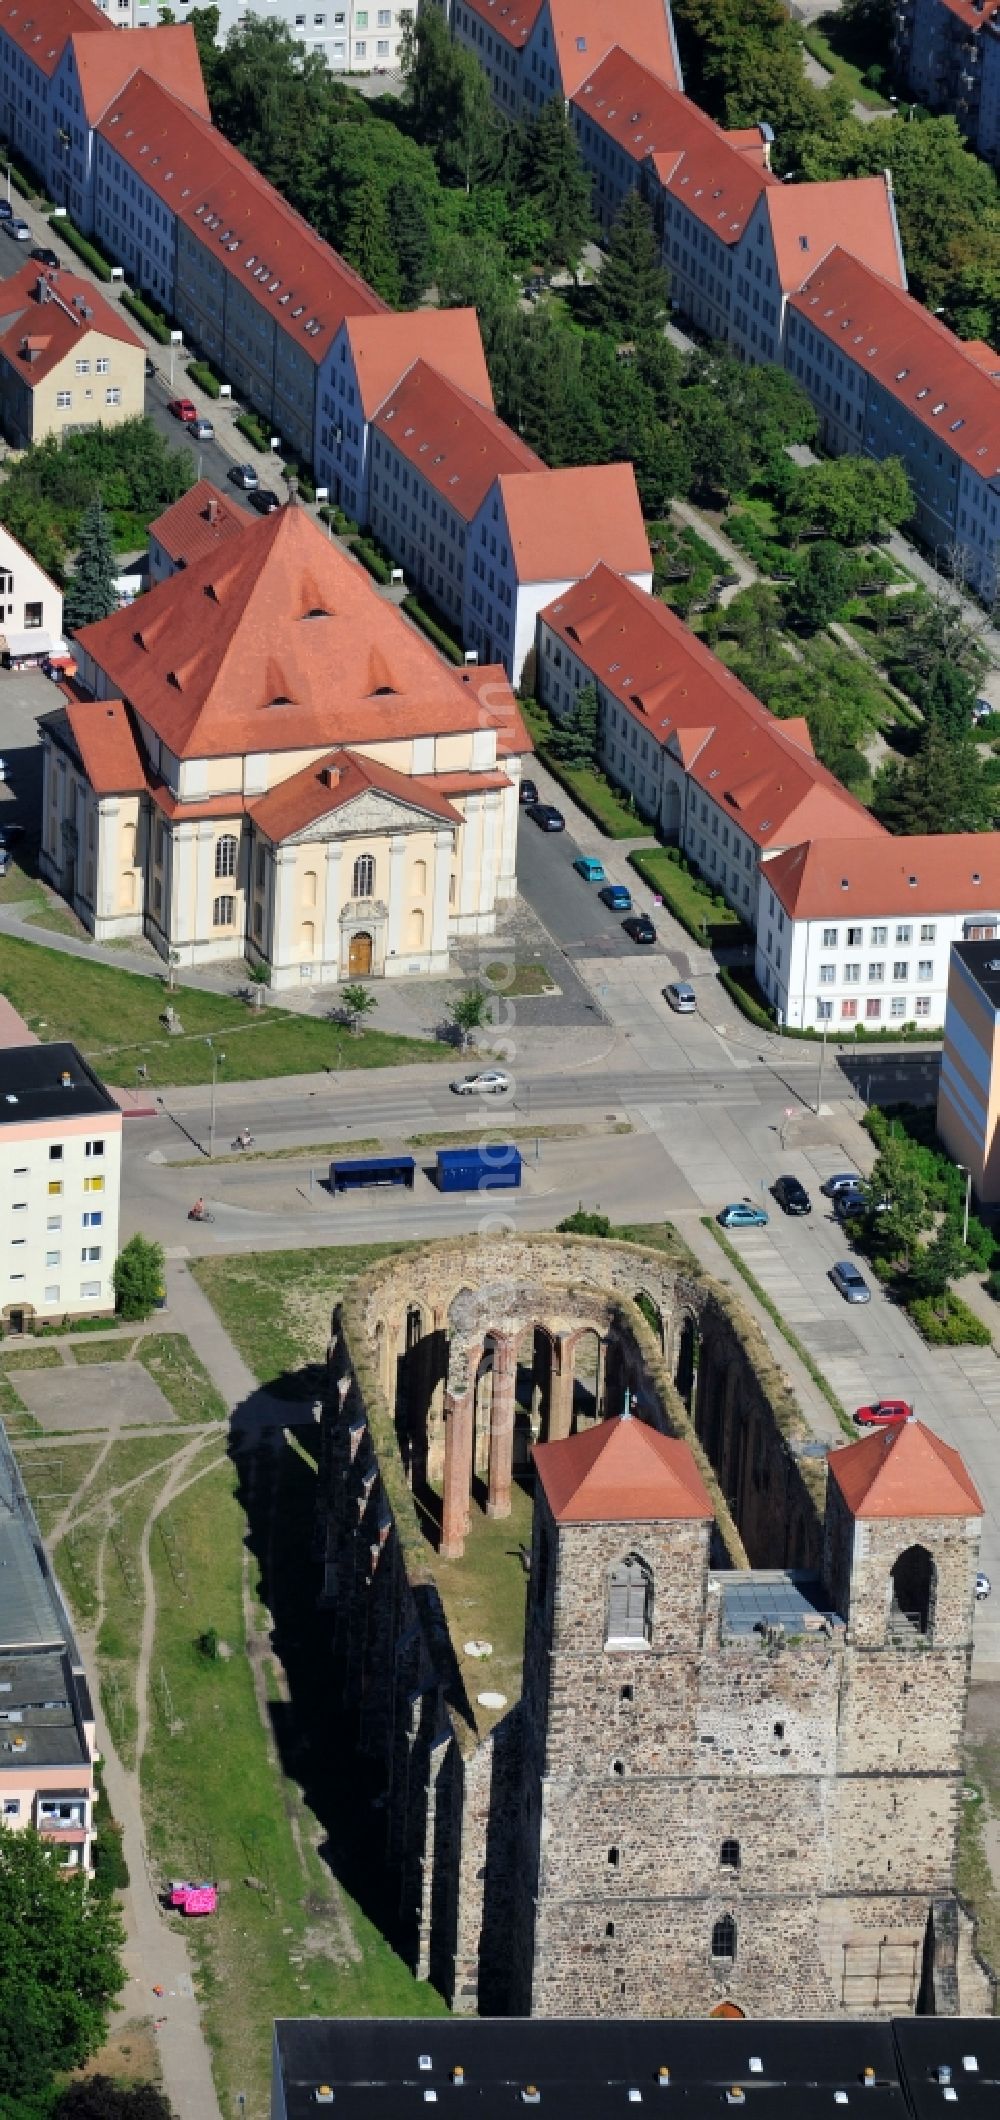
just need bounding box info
[765,834,1000,921]
[458,0,544,49]
[250,747,462,844]
[70,24,209,124]
[149,479,247,569]
[345,310,493,420]
[763,178,904,295]
[76,504,522,761]
[497,464,650,582]
[96,75,382,365]
[533,1414,714,1524]
[0,0,112,81]
[454,663,532,755]
[935,0,1000,25]
[829,1421,983,1519]
[430,769,513,796]
[789,248,1000,477]
[374,360,541,521]
[541,565,882,851]
[64,697,145,795]
[572,48,695,162]
[0,265,142,388]
[548,0,679,101]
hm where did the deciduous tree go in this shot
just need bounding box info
[113,1234,165,1321]
[0,1826,126,2115]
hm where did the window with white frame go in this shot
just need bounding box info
[841,999,858,1019]
[822,927,837,947]
[44,1285,60,1303]
[920,923,936,942]
[893,961,909,981]
[843,963,860,984]
[918,960,933,980]
[868,962,885,983]
[215,833,238,879]
[80,1280,102,1300]
[895,924,912,943]
[212,895,235,928]
[81,1245,102,1263]
[846,926,862,946]
[816,999,833,1021]
[819,963,835,984]
[56,391,72,409]
[871,925,887,945]
[890,996,906,1018]
[105,388,121,406]
[866,998,881,1020]
[914,996,931,1018]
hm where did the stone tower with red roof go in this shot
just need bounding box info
[507,1411,987,2021]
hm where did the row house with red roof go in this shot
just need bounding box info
[39,502,529,987]
[449,0,681,120]
[894,0,1000,165]
[367,361,652,680]
[536,563,1000,1029]
[785,249,1000,599]
[314,309,494,526]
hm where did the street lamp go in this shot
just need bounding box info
[205,1040,226,1159]
[958,1164,972,1248]
[815,1019,828,1115]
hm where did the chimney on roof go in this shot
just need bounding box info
[206,496,219,525]
[321,765,341,789]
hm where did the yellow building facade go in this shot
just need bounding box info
[0,265,144,449]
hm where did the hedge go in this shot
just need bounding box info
[402,594,465,664]
[907,1293,991,1347]
[187,359,222,399]
[49,214,112,281]
[351,536,391,584]
[630,847,744,945]
[718,964,944,1045]
[235,408,271,452]
[120,288,172,344]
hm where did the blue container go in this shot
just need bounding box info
[434,1145,522,1192]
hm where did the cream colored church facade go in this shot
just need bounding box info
[38,501,528,991]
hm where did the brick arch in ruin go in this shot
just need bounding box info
[357,1234,825,1569]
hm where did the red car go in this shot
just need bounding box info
[853,1399,914,1429]
[168,397,198,423]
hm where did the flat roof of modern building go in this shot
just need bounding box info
[713,1569,844,1639]
[0,1040,119,1125]
[272,2016,1000,2120]
[0,1422,80,1656]
[0,1648,88,1769]
[949,938,1000,1013]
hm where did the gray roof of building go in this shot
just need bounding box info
[0,1648,87,1770]
[0,1423,81,1659]
[713,1570,844,1639]
[0,1040,117,1126]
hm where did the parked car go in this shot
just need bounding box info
[30,246,60,268]
[718,1202,769,1228]
[773,1175,811,1216]
[623,914,657,945]
[830,1259,871,1303]
[665,981,697,1013]
[527,802,565,832]
[821,1172,862,1198]
[145,355,157,379]
[599,883,632,912]
[0,201,12,221]
[976,1571,991,1602]
[192,417,215,441]
[854,1399,913,1428]
[0,822,24,845]
[249,488,280,514]
[5,219,31,240]
[450,1070,511,1096]
[518,778,539,807]
[833,1188,867,1224]
[168,397,198,423]
[573,855,606,883]
[230,463,260,490]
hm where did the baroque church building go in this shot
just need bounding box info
[38,499,528,989]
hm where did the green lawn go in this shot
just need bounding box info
[136,1333,228,1425]
[519,698,652,839]
[0,934,450,1087]
[484,960,556,996]
[13,1442,105,1534]
[801,19,892,109]
[629,846,745,945]
[189,1242,410,1395]
[142,1451,445,2116]
[421,1482,532,1733]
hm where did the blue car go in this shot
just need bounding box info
[717,1202,769,1229]
[599,883,632,911]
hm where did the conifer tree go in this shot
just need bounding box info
[594,191,670,341]
[63,496,118,631]
[343,172,401,304]
[522,99,594,272]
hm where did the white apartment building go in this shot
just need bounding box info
[759,838,1000,1032]
[0,524,64,667]
[0,1042,122,1330]
[103,0,412,75]
[464,463,651,682]
[314,310,493,525]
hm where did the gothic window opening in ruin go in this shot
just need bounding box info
[353,852,375,898]
[773,1722,784,1739]
[890,1543,936,1639]
[405,1304,422,1353]
[674,1313,698,1407]
[608,1847,620,1868]
[607,1554,653,1645]
[720,1839,741,1871]
[711,1915,737,1963]
[605,1922,615,1938]
[612,1759,625,1778]
[620,1683,634,1703]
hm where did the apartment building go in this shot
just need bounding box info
[761,837,1000,1032]
[0,523,64,667]
[102,0,412,75]
[314,309,493,525]
[451,0,681,119]
[894,0,1000,166]
[936,939,1000,1204]
[369,359,542,639]
[0,1042,121,1329]
[785,248,1000,598]
[0,265,144,449]
[0,1422,96,1873]
[464,462,651,680]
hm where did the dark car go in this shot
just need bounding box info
[519,778,539,807]
[144,356,156,379]
[249,488,281,514]
[30,246,60,268]
[623,914,657,945]
[599,883,632,912]
[0,201,12,221]
[527,802,565,832]
[833,1187,866,1223]
[773,1175,811,1216]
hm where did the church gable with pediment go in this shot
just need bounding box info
[279,787,455,847]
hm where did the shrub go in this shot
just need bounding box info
[187,359,222,399]
[120,289,171,344]
[235,408,271,452]
[719,965,775,1031]
[402,594,465,664]
[113,1234,165,1321]
[986,1268,1000,1303]
[350,536,391,584]
[557,1207,612,1237]
[50,215,112,281]
[197,1626,220,1660]
[907,1293,991,1346]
